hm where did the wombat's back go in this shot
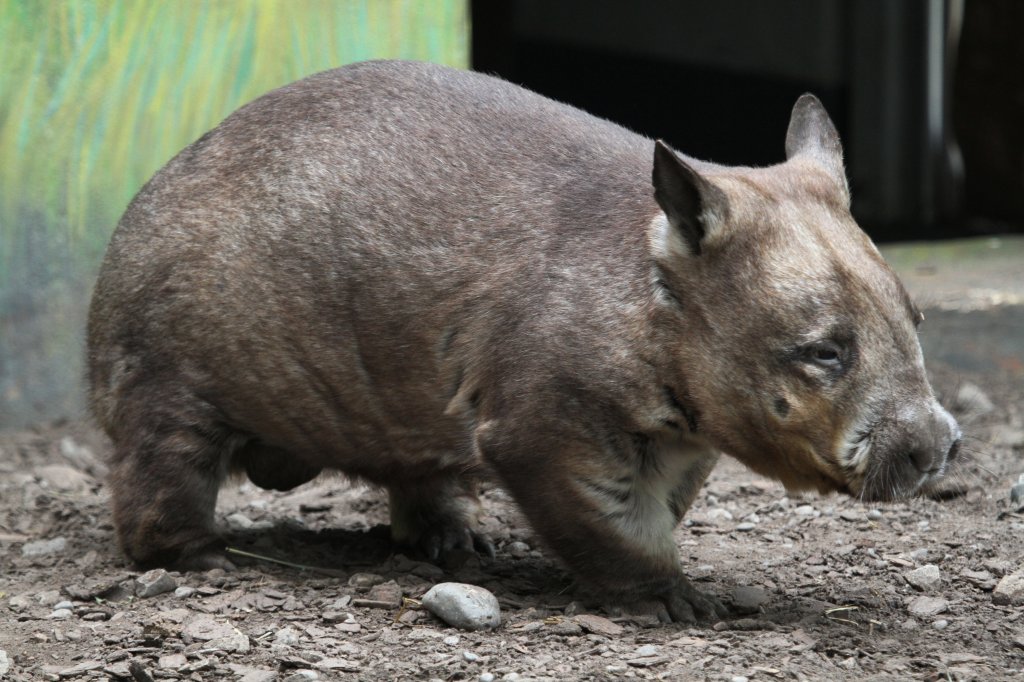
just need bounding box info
[87,60,658,465]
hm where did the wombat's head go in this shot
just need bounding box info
[650,94,960,502]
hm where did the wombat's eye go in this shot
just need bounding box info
[802,340,843,369]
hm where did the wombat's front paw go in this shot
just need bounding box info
[661,576,728,623]
[417,523,496,562]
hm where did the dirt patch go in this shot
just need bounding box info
[1,363,1022,681]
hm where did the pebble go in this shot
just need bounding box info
[274,627,301,648]
[226,512,255,530]
[443,635,460,646]
[135,568,178,598]
[21,537,67,557]
[838,510,863,522]
[707,508,734,521]
[953,382,994,416]
[572,613,624,636]
[348,572,385,589]
[906,564,941,591]
[731,586,770,614]
[463,651,479,662]
[282,671,319,681]
[0,650,8,675]
[794,505,818,517]
[421,582,501,631]
[506,541,530,558]
[53,600,74,610]
[932,619,949,630]
[1009,474,1024,508]
[633,644,661,658]
[735,522,756,532]
[908,596,948,618]
[174,586,196,598]
[49,608,73,619]
[158,653,187,669]
[731,677,750,682]
[993,570,1024,606]
[34,465,92,493]
[867,509,883,520]
[479,675,495,682]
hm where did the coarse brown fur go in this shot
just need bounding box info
[87,61,960,621]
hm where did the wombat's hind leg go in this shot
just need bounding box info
[387,478,495,561]
[108,417,238,572]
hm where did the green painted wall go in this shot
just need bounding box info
[0,0,469,428]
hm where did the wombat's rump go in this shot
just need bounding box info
[88,60,959,621]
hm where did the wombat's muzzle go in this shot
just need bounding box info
[860,401,961,502]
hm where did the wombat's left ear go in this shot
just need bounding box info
[652,140,727,257]
[785,94,850,200]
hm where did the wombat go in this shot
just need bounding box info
[88,60,961,622]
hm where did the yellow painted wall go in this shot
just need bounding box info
[0,0,469,427]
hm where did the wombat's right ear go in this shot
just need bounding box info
[651,140,726,257]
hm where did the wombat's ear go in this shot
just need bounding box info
[785,94,849,199]
[652,140,726,257]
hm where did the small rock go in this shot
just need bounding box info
[839,510,863,522]
[22,537,67,557]
[572,613,624,637]
[49,608,73,619]
[237,669,277,682]
[421,583,501,631]
[506,541,530,558]
[314,658,359,672]
[226,512,254,530]
[1010,475,1024,508]
[0,649,9,675]
[794,505,818,517]
[707,508,734,521]
[993,570,1024,606]
[208,627,250,653]
[366,580,403,607]
[479,674,495,682]
[906,564,941,591]
[35,465,92,493]
[735,522,756,532]
[158,653,187,669]
[58,660,103,676]
[53,600,74,610]
[443,635,460,646]
[952,382,994,416]
[8,595,30,611]
[283,671,319,681]
[463,651,479,662]
[174,586,195,598]
[867,509,883,520]
[731,586,770,614]
[633,644,661,658]
[135,568,178,598]
[348,572,385,589]
[908,596,948,618]
[731,677,750,682]
[274,627,301,648]
[932,619,949,630]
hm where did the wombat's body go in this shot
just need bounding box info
[88,61,959,621]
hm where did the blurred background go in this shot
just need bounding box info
[0,0,1021,429]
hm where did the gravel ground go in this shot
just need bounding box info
[1,361,1022,681]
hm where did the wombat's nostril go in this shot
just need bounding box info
[947,438,962,463]
[907,448,935,473]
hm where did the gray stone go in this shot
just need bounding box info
[932,619,949,630]
[443,635,460,646]
[283,672,319,681]
[908,596,948,618]
[633,644,661,658]
[274,627,301,648]
[421,582,501,631]
[735,522,756,532]
[21,537,67,557]
[0,649,9,675]
[993,570,1024,606]
[952,382,995,416]
[49,608,73,619]
[906,564,942,591]
[34,465,92,493]
[158,653,187,669]
[207,627,250,653]
[1010,474,1024,508]
[348,572,385,589]
[135,568,177,598]
[572,613,624,636]
[463,651,479,662]
[479,674,495,682]
[731,586,770,614]
[174,586,195,598]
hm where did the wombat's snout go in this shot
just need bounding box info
[862,402,961,501]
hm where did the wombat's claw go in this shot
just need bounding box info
[170,546,237,573]
[421,526,495,561]
[664,578,728,623]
